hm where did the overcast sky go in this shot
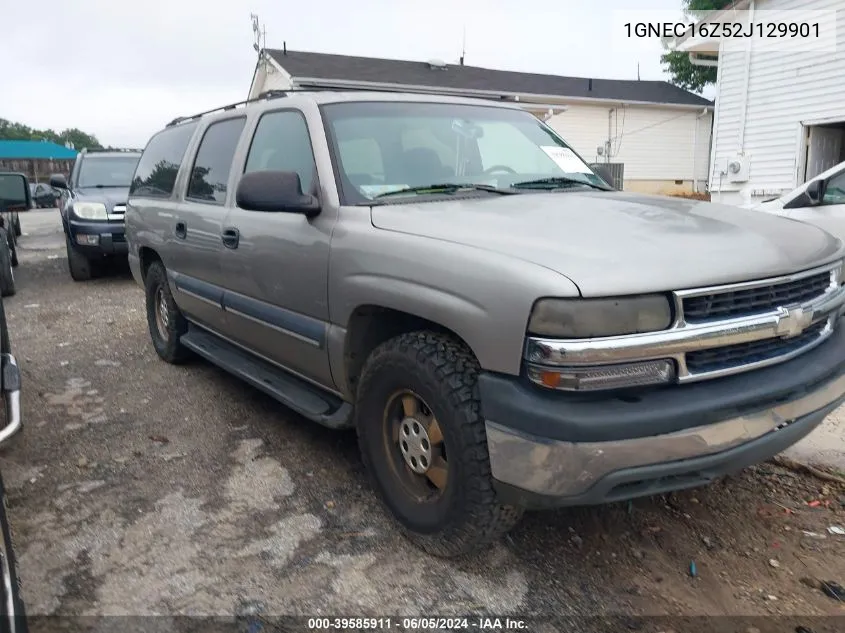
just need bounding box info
[1,0,693,147]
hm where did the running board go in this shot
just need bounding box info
[180,326,353,429]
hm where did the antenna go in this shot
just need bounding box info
[250,13,266,53]
[637,62,641,81]
[460,26,466,66]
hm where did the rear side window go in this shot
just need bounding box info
[187,117,246,204]
[244,110,316,194]
[130,122,198,198]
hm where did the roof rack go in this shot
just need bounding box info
[165,88,320,128]
[80,147,143,154]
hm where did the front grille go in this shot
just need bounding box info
[686,319,827,373]
[683,270,831,322]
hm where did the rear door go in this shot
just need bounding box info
[168,116,247,333]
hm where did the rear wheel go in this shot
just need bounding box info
[0,231,15,298]
[65,235,92,281]
[356,331,522,558]
[145,261,190,363]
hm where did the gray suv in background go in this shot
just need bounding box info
[126,90,845,557]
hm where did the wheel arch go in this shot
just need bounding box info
[336,304,480,400]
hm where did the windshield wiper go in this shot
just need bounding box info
[82,184,128,188]
[373,183,516,199]
[512,176,610,191]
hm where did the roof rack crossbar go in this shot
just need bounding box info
[165,88,320,127]
[80,147,143,154]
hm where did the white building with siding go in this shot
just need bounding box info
[673,0,845,206]
[247,49,714,195]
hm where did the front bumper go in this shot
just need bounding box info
[68,219,128,255]
[482,324,845,509]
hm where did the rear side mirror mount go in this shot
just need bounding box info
[0,172,33,212]
[806,178,824,204]
[49,173,68,189]
[236,170,321,217]
[784,177,825,210]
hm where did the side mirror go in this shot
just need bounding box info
[784,177,825,210]
[236,170,321,216]
[49,173,68,189]
[0,173,33,212]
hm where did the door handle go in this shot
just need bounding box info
[175,222,187,239]
[221,227,240,249]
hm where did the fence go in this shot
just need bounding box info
[0,158,74,183]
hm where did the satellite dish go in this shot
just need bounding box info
[427,58,447,69]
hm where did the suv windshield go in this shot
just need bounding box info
[77,155,141,188]
[321,101,607,204]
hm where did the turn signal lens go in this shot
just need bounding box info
[527,359,676,391]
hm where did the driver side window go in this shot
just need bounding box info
[822,171,845,206]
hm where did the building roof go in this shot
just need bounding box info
[265,49,713,107]
[0,140,78,160]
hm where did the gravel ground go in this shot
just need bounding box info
[0,209,843,629]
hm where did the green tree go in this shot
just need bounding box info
[660,0,733,92]
[59,128,102,150]
[0,118,102,149]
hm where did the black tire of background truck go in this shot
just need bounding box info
[0,473,29,633]
[7,236,16,269]
[355,331,523,558]
[145,261,191,364]
[12,214,20,238]
[0,232,15,298]
[65,235,93,282]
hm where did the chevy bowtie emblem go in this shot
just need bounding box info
[775,306,813,339]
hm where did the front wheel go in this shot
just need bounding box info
[356,331,522,558]
[65,235,92,281]
[12,214,20,238]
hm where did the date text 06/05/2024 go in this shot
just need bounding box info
[306,617,528,630]
[624,21,820,39]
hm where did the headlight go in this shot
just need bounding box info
[527,295,673,338]
[71,202,108,220]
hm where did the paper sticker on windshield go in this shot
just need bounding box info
[359,184,409,198]
[540,146,591,174]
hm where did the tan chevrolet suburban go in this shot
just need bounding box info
[126,90,845,557]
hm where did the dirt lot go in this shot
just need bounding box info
[0,210,843,627]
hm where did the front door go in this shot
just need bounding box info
[218,108,334,387]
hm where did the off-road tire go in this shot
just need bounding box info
[65,235,92,281]
[356,331,523,558]
[145,261,190,364]
[0,231,16,298]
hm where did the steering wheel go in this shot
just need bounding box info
[482,165,518,175]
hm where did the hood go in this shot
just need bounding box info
[74,187,130,208]
[370,191,844,296]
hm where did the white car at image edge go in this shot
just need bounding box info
[747,161,845,241]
